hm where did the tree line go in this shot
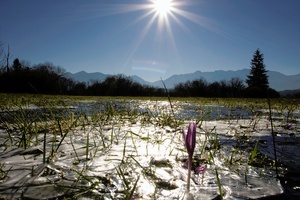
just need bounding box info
[170,77,278,98]
[0,59,166,96]
[0,46,282,98]
[0,59,279,97]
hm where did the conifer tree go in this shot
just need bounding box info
[246,49,269,90]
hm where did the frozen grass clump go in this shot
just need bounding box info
[0,94,299,199]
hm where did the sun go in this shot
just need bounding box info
[96,0,215,77]
[153,0,174,17]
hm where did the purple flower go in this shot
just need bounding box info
[285,124,293,130]
[195,164,207,174]
[182,122,196,192]
[196,164,207,185]
[182,122,196,159]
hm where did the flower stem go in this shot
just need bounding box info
[187,156,192,192]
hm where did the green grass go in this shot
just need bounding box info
[0,93,299,199]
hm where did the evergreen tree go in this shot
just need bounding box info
[12,58,22,71]
[246,49,269,90]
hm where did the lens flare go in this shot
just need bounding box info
[153,0,173,17]
[95,0,217,76]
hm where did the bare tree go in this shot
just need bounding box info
[0,41,5,70]
[5,44,12,73]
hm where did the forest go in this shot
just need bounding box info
[0,57,281,98]
[1,46,295,98]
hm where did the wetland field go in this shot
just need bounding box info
[0,94,299,199]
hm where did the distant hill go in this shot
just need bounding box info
[65,69,300,91]
[65,71,152,85]
[65,71,109,83]
[152,69,300,91]
[151,69,250,88]
[279,89,300,97]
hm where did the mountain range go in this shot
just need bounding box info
[65,69,300,91]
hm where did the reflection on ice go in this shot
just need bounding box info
[0,99,299,199]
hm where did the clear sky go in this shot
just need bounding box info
[1,0,299,82]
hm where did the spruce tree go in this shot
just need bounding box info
[246,49,269,90]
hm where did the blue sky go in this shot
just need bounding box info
[1,0,299,82]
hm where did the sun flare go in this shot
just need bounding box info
[106,0,209,70]
[153,0,173,17]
